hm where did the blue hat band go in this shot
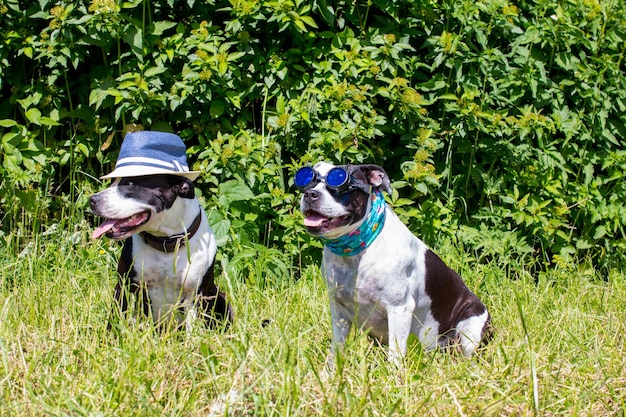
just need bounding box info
[115,156,190,173]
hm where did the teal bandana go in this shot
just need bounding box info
[319,190,386,256]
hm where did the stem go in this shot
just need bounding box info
[516,293,540,415]
[64,72,77,218]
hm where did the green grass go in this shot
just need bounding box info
[1,224,625,416]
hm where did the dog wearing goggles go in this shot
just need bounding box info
[297,162,491,366]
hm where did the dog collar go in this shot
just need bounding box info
[319,190,386,256]
[140,209,202,253]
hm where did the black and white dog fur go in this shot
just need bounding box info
[300,162,490,364]
[89,174,233,331]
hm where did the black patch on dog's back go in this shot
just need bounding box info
[423,250,487,335]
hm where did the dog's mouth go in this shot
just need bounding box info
[303,210,353,234]
[92,211,151,240]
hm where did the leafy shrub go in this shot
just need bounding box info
[0,0,625,276]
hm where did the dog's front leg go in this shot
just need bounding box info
[327,296,352,369]
[386,304,414,366]
[114,239,134,314]
[108,239,143,330]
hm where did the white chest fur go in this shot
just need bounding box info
[130,209,217,325]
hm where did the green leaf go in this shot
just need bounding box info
[124,27,143,60]
[3,153,19,171]
[437,93,458,101]
[2,132,20,147]
[25,108,42,125]
[0,119,18,127]
[276,95,286,113]
[76,143,90,157]
[300,15,318,29]
[89,89,110,109]
[21,46,34,59]
[392,198,415,207]
[23,157,37,171]
[121,0,143,9]
[39,117,61,127]
[218,60,229,75]
[227,51,246,62]
[210,100,226,118]
[118,80,136,89]
[317,2,335,26]
[208,210,231,245]
[218,179,255,205]
[144,66,167,78]
[151,21,177,36]
[17,93,41,110]
[592,226,607,240]
[575,238,593,250]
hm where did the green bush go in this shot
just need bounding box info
[1,0,625,275]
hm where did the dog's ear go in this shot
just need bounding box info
[360,164,392,194]
[174,178,196,199]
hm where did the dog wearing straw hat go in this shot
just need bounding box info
[89,131,233,331]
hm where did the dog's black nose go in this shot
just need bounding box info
[304,189,321,201]
[89,194,100,208]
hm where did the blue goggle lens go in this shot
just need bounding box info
[325,167,348,188]
[295,167,316,189]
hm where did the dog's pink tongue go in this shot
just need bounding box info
[304,213,327,227]
[92,220,116,239]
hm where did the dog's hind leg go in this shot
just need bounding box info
[455,310,490,357]
[197,263,234,328]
